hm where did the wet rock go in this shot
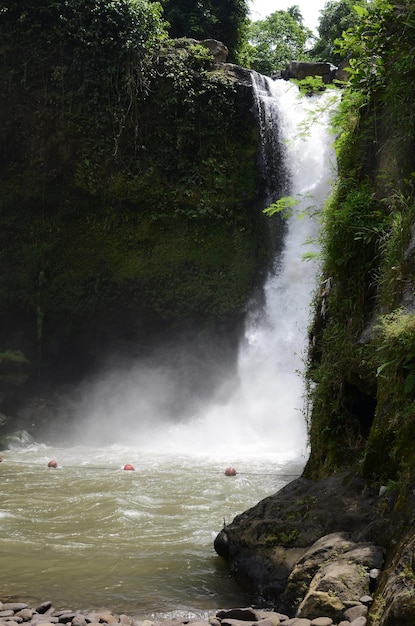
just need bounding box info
[280,61,337,84]
[216,611,259,622]
[57,615,74,624]
[35,604,53,616]
[220,620,257,626]
[201,39,228,63]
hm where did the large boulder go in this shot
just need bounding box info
[281,61,338,84]
[293,535,384,620]
[0,429,36,450]
[201,39,229,63]
[214,472,385,616]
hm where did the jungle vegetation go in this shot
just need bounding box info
[0,0,264,386]
[304,0,415,488]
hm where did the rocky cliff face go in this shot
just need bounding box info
[214,472,386,621]
[0,29,271,428]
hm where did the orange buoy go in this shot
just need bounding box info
[123,463,135,471]
[224,467,237,476]
[48,460,58,468]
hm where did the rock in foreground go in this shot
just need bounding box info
[0,600,372,626]
[214,472,385,621]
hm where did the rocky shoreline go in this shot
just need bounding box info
[213,473,389,625]
[0,599,372,626]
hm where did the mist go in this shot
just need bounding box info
[40,80,337,462]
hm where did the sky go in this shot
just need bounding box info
[249,0,328,33]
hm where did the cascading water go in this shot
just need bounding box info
[0,78,338,617]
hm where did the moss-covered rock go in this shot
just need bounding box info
[0,6,270,405]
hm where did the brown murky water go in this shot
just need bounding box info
[0,446,303,618]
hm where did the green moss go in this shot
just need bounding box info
[263,529,300,546]
[0,350,30,389]
[0,12,264,382]
[0,350,29,366]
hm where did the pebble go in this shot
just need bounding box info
[0,599,374,626]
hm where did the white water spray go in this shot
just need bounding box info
[164,78,338,458]
[61,78,338,460]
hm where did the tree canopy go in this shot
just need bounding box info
[2,0,166,52]
[160,0,248,61]
[336,0,415,139]
[242,6,313,76]
[1,0,167,99]
[311,0,368,64]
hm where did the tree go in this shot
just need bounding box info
[337,0,415,141]
[311,0,368,64]
[242,6,313,77]
[160,0,248,61]
[1,0,167,91]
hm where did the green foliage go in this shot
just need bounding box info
[0,1,263,381]
[3,0,166,48]
[305,0,415,484]
[264,528,300,546]
[376,310,415,396]
[329,88,369,177]
[0,351,31,389]
[336,0,391,97]
[323,182,383,275]
[293,75,329,95]
[375,190,415,309]
[160,0,249,61]
[337,0,415,154]
[0,351,30,367]
[2,0,166,92]
[311,0,368,64]
[263,196,300,219]
[242,7,313,76]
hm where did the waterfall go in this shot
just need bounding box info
[53,76,338,461]
[230,73,339,459]
[170,75,339,459]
